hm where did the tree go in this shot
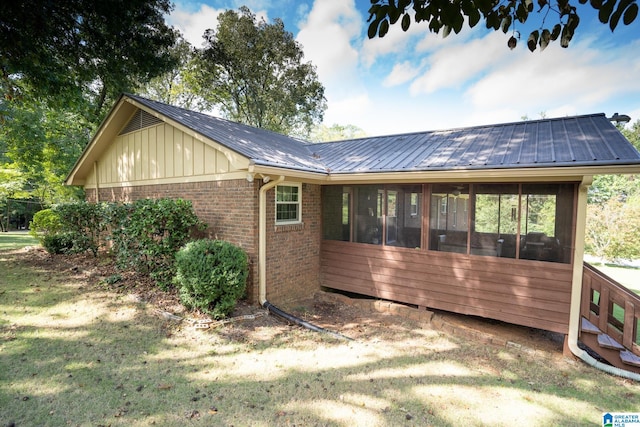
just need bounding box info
[193,7,326,137]
[586,195,640,262]
[309,124,368,142]
[139,36,204,111]
[0,0,178,120]
[367,0,638,52]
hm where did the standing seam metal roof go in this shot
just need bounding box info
[126,95,640,175]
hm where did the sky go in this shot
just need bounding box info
[166,0,640,137]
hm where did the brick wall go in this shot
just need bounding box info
[264,183,321,305]
[86,180,322,305]
[89,180,260,299]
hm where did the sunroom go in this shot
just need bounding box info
[314,113,640,336]
[321,181,578,334]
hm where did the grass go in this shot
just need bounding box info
[0,231,39,251]
[590,264,640,295]
[1,250,639,426]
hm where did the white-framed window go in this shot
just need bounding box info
[275,183,302,224]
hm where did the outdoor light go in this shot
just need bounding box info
[608,113,631,124]
[246,173,254,183]
[262,175,271,183]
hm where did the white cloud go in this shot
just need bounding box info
[167,4,223,47]
[383,61,421,87]
[409,31,510,95]
[466,38,640,116]
[296,0,362,85]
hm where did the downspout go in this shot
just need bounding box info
[257,175,352,341]
[258,175,284,306]
[568,176,640,381]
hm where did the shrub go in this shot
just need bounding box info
[30,209,62,241]
[30,203,110,256]
[54,202,110,256]
[175,239,248,319]
[41,233,74,254]
[111,198,205,288]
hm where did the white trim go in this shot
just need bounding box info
[275,182,302,225]
[82,171,250,189]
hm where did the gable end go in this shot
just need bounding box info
[119,109,164,135]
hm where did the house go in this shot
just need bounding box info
[66,94,640,375]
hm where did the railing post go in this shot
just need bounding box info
[599,286,610,333]
[624,300,635,349]
[580,271,591,319]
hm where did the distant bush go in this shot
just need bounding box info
[175,239,248,319]
[30,203,110,256]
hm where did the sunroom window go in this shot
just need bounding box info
[322,182,576,264]
[275,183,301,224]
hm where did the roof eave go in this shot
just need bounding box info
[323,164,640,184]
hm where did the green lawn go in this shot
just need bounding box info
[591,264,640,296]
[0,231,39,251]
[1,250,640,426]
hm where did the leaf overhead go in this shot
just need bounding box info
[366,0,639,51]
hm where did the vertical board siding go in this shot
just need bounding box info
[321,240,573,333]
[94,123,238,184]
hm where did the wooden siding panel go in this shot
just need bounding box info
[321,240,572,333]
[148,126,158,179]
[174,127,183,177]
[134,131,142,181]
[141,128,149,180]
[92,123,244,186]
[193,138,204,175]
[183,134,193,176]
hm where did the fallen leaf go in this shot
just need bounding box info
[157,383,172,390]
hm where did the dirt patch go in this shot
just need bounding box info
[15,246,565,357]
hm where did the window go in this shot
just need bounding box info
[276,183,301,224]
[472,184,519,258]
[322,184,422,248]
[429,184,469,253]
[322,182,575,263]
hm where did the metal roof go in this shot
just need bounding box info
[127,95,640,175]
[126,94,327,173]
[309,114,640,174]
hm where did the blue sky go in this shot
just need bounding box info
[166,0,640,137]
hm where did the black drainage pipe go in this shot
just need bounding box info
[262,301,353,341]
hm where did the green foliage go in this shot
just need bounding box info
[54,202,111,256]
[29,209,62,239]
[193,6,326,138]
[308,123,367,143]
[175,239,249,319]
[41,233,75,255]
[586,195,640,262]
[367,0,638,52]
[111,199,206,288]
[0,0,177,117]
[31,203,109,256]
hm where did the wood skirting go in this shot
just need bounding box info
[320,240,573,334]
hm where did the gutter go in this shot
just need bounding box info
[567,176,640,381]
[257,175,351,341]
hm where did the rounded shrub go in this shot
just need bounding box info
[174,239,249,319]
[30,209,62,241]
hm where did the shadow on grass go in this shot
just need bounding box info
[1,250,639,427]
